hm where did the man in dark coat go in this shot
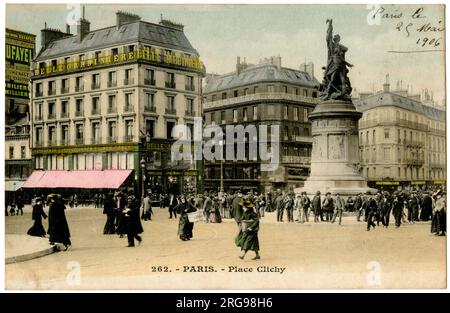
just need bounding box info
[123,195,143,247]
[47,194,71,249]
[379,192,392,228]
[322,192,334,222]
[366,195,378,231]
[168,193,178,219]
[311,191,322,223]
[275,191,285,222]
[392,192,404,228]
[420,192,433,221]
[354,193,363,221]
[103,192,116,234]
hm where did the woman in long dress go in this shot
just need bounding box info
[47,194,71,250]
[103,192,116,234]
[208,196,222,223]
[235,199,260,260]
[27,197,47,237]
[174,196,197,241]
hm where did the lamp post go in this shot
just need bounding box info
[219,139,224,193]
[140,157,146,199]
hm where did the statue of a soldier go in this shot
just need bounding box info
[319,19,354,101]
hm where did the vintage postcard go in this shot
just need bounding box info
[3,2,447,291]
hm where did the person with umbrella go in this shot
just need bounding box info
[235,198,261,260]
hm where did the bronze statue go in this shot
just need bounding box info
[319,19,353,101]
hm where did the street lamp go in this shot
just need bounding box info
[140,157,146,199]
[219,139,224,193]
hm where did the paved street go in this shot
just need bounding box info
[5,206,446,290]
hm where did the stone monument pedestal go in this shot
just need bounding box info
[295,100,376,196]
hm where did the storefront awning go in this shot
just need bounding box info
[5,180,25,191]
[22,170,133,189]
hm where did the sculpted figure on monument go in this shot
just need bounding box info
[319,19,353,101]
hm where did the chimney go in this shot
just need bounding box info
[77,7,90,43]
[116,11,141,29]
[41,23,72,49]
[383,73,390,93]
[275,55,281,70]
[300,62,314,79]
[236,56,241,75]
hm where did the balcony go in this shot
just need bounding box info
[124,78,134,85]
[75,138,84,145]
[404,139,424,148]
[124,106,134,113]
[107,81,117,88]
[123,135,134,142]
[144,78,156,86]
[91,109,101,115]
[165,81,176,89]
[61,87,69,94]
[282,156,310,164]
[91,83,100,90]
[59,139,69,146]
[295,136,313,143]
[48,89,56,96]
[165,108,177,115]
[75,85,84,92]
[60,112,69,118]
[107,136,117,143]
[144,106,157,113]
[75,110,84,117]
[35,91,43,97]
[406,158,425,166]
[359,118,429,132]
[107,107,117,114]
[185,84,195,91]
[47,113,56,120]
[185,110,196,117]
[204,92,320,109]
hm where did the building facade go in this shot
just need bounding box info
[203,57,319,193]
[30,11,203,195]
[355,78,446,189]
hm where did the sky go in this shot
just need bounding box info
[5,3,446,104]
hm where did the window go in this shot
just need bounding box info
[51,59,57,68]
[48,126,56,145]
[75,76,83,91]
[243,108,248,121]
[384,128,390,139]
[61,79,69,93]
[284,126,289,138]
[372,130,376,144]
[108,121,117,141]
[48,81,55,95]
[21,146,26,159]
[303,108,308,122]
[9,146,14,159]
[35,83,43,97]
[166,72,175,88]
[303,89,308,96]
[92,97,100,114]
[145,69,155,85]
[234,90,238,97]
[127,45,134,53]
[125,69,133,85]
[125,93,133,110]
[145,93,155,110]
[294,107,299,120]
[111,48,118,56]
[166,96,175,113]
[283,146,289,156]
[253,106,258,120]
[233,109,238,122]
[75,124,84,144]
[61,125,69,145]
[284,105,288,119]
[186,75,194,90]
[48,102,55,119]
[254,86,258,93]
[145,120,155,139]
[384,148,390,161]
[125,120,133,141]
[294,147,300,156]
[95,51,101,60]
[166,121,175,139]
[108,71,117,87]
[211,112,216,124]
[221,111,226,123]
[186,98,194,114]
[268,85,274,93]
[244,88,249,95]
[283,85,288,93]
[222,92,227,100]
[35,127,43,145]
[79,54,85,62]
[108,95,116,113]
[75,99,83,116]
[92,122,100,143]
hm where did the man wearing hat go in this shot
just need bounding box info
[275,191,285,222]
[123,194,143,247]
[230,190,244,229]
[379,191,392,228]
[311,191,322,223]
[331,193,345,225]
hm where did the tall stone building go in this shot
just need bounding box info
[203,56,319,193]
[355,77,446,188]
[28,11,204,194]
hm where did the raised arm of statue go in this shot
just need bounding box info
[326,19,333,57]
